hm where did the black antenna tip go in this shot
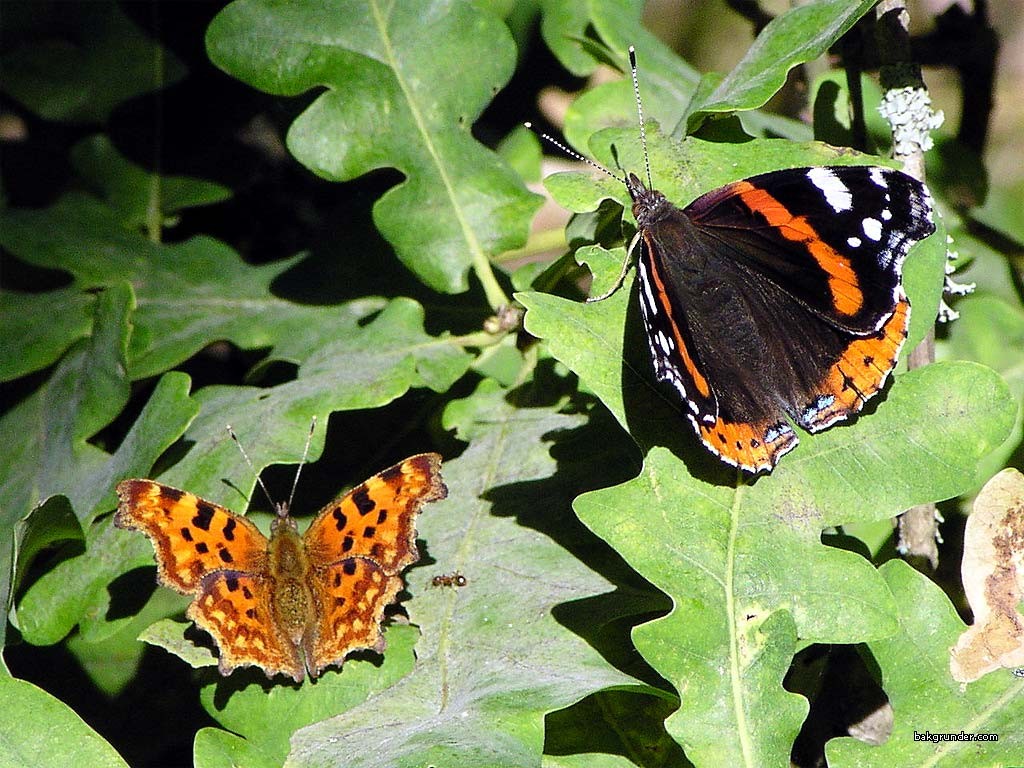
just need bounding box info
[628,46,637,65]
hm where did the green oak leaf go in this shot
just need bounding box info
[520,129,1014,765]
[684,0,877,133]
[0,192,386,380]
[71,135,231,229]
[0,677,129,768]
[194,625,418,766]
[206,0,541,293]
[0,0,185,124]
[14,296,469,650]
[826,560,1024,765]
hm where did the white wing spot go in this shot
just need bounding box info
[880,208,892,221]
[869,167,888,188]
[862,217,883,241]
[807,167,852,212]
[847,236,861,248]
[638,262,657,310]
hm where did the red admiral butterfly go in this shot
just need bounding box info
[536,48,937,473]
[627,163,934,473]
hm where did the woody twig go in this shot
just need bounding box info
[874,0,945,570]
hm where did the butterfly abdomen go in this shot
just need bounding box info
[268,526,314,640]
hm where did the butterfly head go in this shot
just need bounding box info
[626,172,670,228]
[271,501,298,535]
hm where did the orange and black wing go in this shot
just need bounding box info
[299,453,447,676]
[302,453,447,573]
[187,571,305,682]
[115,479,269,593]
[306,558,403,678]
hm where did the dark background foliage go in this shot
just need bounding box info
[2,1,1023,767]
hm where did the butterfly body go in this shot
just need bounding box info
[116,452,447,682]
[624,165,935,472]
[265,513,318,662]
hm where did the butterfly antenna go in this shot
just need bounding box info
[285,416,317,515]
[226,424,278,513]
[523,122,626,185]
[527,48,650,305]
[628,46,653,190]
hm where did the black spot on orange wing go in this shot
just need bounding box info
[162,487,185,502]
[801,294,910,432]
[379,464,404,488]
[698,417,797,473]
[351,487,376,516]
[192,503,215,531]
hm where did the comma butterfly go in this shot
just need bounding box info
[115,452,447,682]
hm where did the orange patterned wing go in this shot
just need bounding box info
[301,453,447,677]
[302,453,447,572]
[308,559,403,677]
[187,572,305,682]
[115,480,269,593]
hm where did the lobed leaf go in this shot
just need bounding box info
[826,561,1024,765]
[522,127,1014,764]
[684,0,877,132]
[0,0,185,124]
[195,625,418,765]
[0,193,385,381]
[71,136,231,228]
[14,297,469,648]
[206,0,541,294]
[0,677,128,768]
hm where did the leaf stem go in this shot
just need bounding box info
[449,330,506,349]
[472,256,511,310]
[491,228,567,264]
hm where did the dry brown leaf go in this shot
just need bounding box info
[950,468,1024,682]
